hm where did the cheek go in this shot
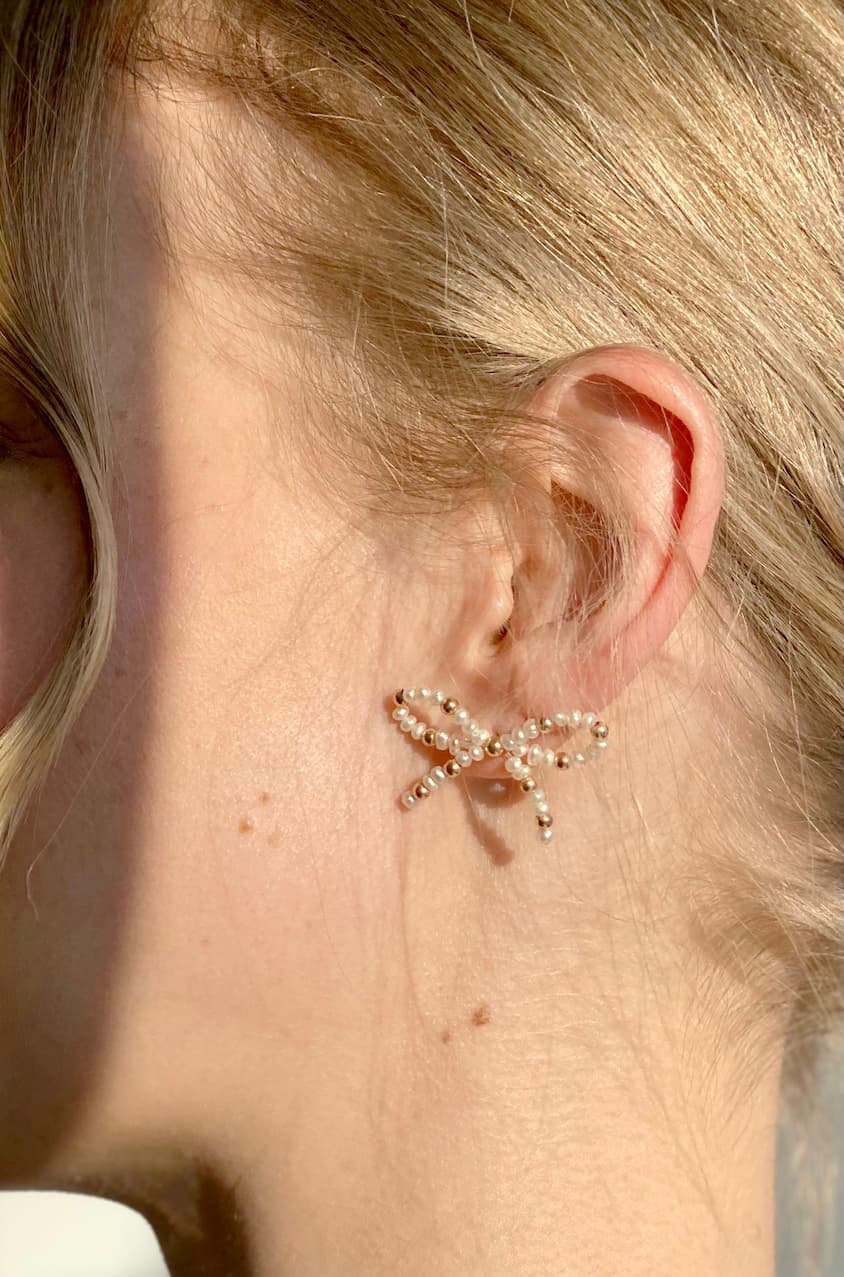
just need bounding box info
[0,422,383,1174]
[0,459,88,724]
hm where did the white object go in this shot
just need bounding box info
[0,1192,170,1277]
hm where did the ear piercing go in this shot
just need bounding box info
[390,687,610,843]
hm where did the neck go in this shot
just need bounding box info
[50,680,785,1277]
[234,970,781,1277]
[221,783,784,1277]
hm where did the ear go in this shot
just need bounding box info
[443,343,725,719]
[0,380,88,729]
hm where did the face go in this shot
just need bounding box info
[3,59,774,1277]
[0,77,428,1199]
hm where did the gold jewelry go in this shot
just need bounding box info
[390,687,610,843]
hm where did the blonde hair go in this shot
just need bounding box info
[2,0,841,1268]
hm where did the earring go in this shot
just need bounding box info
[390,687,610,843]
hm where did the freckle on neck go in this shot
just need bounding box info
[238,816,255,834]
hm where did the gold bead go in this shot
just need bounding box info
[414,782,431,799]
[591,721,609,740]
[555,751,571,769]
[444,760,461,777]
[538,716,553,732]
[442,697,458,714]
[520,776,536,792]
[394,688,405,705]
[485,737,504,757]
[422,728,437,747]
[536,812,553,828]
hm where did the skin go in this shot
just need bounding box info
[0,78,787,1277]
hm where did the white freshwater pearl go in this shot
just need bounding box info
[524,719,539,739]
[455,707,470,724]
[573,751,586,765]
[434,690,445,704]
[583,711,597,727]
[435,730,450,751]
[477,728,491,744]
[419,687,431,700]
[400,715,416,732]
[595,738,608,749]
[543,749,556,767]
[404,688,417,701]
[536,801,550,814]
[411,721,427,739]
[532,788,546,803]
[431,766,447,783]
[539,827,553,843]
[504,757,523,774]
[402,792,417,808]
[553,711,569,727]
[500,733,515,750]
[527,745,544,766]
[470,745,485,762]
[514,728,527,744]
[456,750,472,767]
[393,706,409,720]
[423,772,438,790]
[570,710,582,726]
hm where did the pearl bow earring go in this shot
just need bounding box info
[390,687,609,842]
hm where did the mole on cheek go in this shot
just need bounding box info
[440,1029,451,1044]
[238,816,255,834]
[259,791,271,804]
[471,1004,492,1027]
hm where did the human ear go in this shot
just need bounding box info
[439,343,725,717]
